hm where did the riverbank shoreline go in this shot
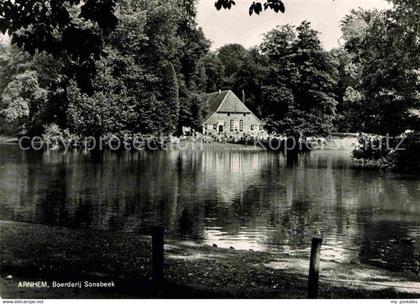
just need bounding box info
[1,221,419,299]
[0,136,18,144]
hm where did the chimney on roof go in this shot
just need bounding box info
[218,89,221,95]
[242,90,245,103]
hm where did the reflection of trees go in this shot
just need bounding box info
[2,150,184,232]
[0,146,44,223]
[37,163,71,226]
[354,176,420,273]
[268,200,318,248]
[203,184,271,238]
[188,151,274,240]
[2,148,273,240]
[1,147,419,271]
[264,155,343,249]
[263,152,419,255]
[357,219,419,273]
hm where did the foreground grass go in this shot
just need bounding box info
[0,221,419,299]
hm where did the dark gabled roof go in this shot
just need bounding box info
[218,91,251,113]
[203,90,263,124]
[205,90,230,116]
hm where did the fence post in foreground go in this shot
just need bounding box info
[152,226,164,285]
[308,236,322,299]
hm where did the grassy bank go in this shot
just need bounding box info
[0,221,419,299]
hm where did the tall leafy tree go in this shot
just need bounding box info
[290,21,338,135]
[339,4,420,135]
[66,0,210,137]
[330,47,363,132]
[200,53,224,93]
[66,0,181,137]
[0,71,48,133]
[0,0,120,137]
[260,22,338,136]
[0,0,118,94]
[0,44,68,135]
[217,44,248,82]
[175,0,211,131]
[231,48,269,117]
[160,62,180,134]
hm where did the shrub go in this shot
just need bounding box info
[42,124,80,150]
[352,133,420,170]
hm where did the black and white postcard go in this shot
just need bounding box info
[0,0,419,301]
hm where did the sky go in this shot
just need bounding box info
[197,0,391,50]
[0,34,9,46]
[1,0,391,50]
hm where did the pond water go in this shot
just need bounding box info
[0,145,419,274]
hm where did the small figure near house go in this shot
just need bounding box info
[182,126,193,136]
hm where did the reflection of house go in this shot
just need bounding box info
[202,90,264,136]
[199,151,264,204]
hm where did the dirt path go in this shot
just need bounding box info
[0,221,419,299]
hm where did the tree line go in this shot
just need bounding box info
[0,0,419,141]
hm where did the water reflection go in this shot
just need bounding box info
[0,146,419,274]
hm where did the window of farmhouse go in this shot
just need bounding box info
[230,120,234,131]
[240,120,243,131]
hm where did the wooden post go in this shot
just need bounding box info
[152,226,164,284]
[308,236,322,299]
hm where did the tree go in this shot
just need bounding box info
[160,62,180,134]
[174,0,212,131]
[0,0,117,60]
[0,44,67,135]
[260,22,338,136]
[0,0,121,137]
[231,48,269,116]
[260,24,295,60]
[200,53,224,92]
[178,91,206,132]
[339,5,420,135]
[176,0,211,91]
[290,21,338,135]
[66,0,178,137]
[0,0,118,94]
[66,0,210,137]
[0,70,48,133]
[214,0,286,16]
[217,44,248,82]
[329,47,363,132]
